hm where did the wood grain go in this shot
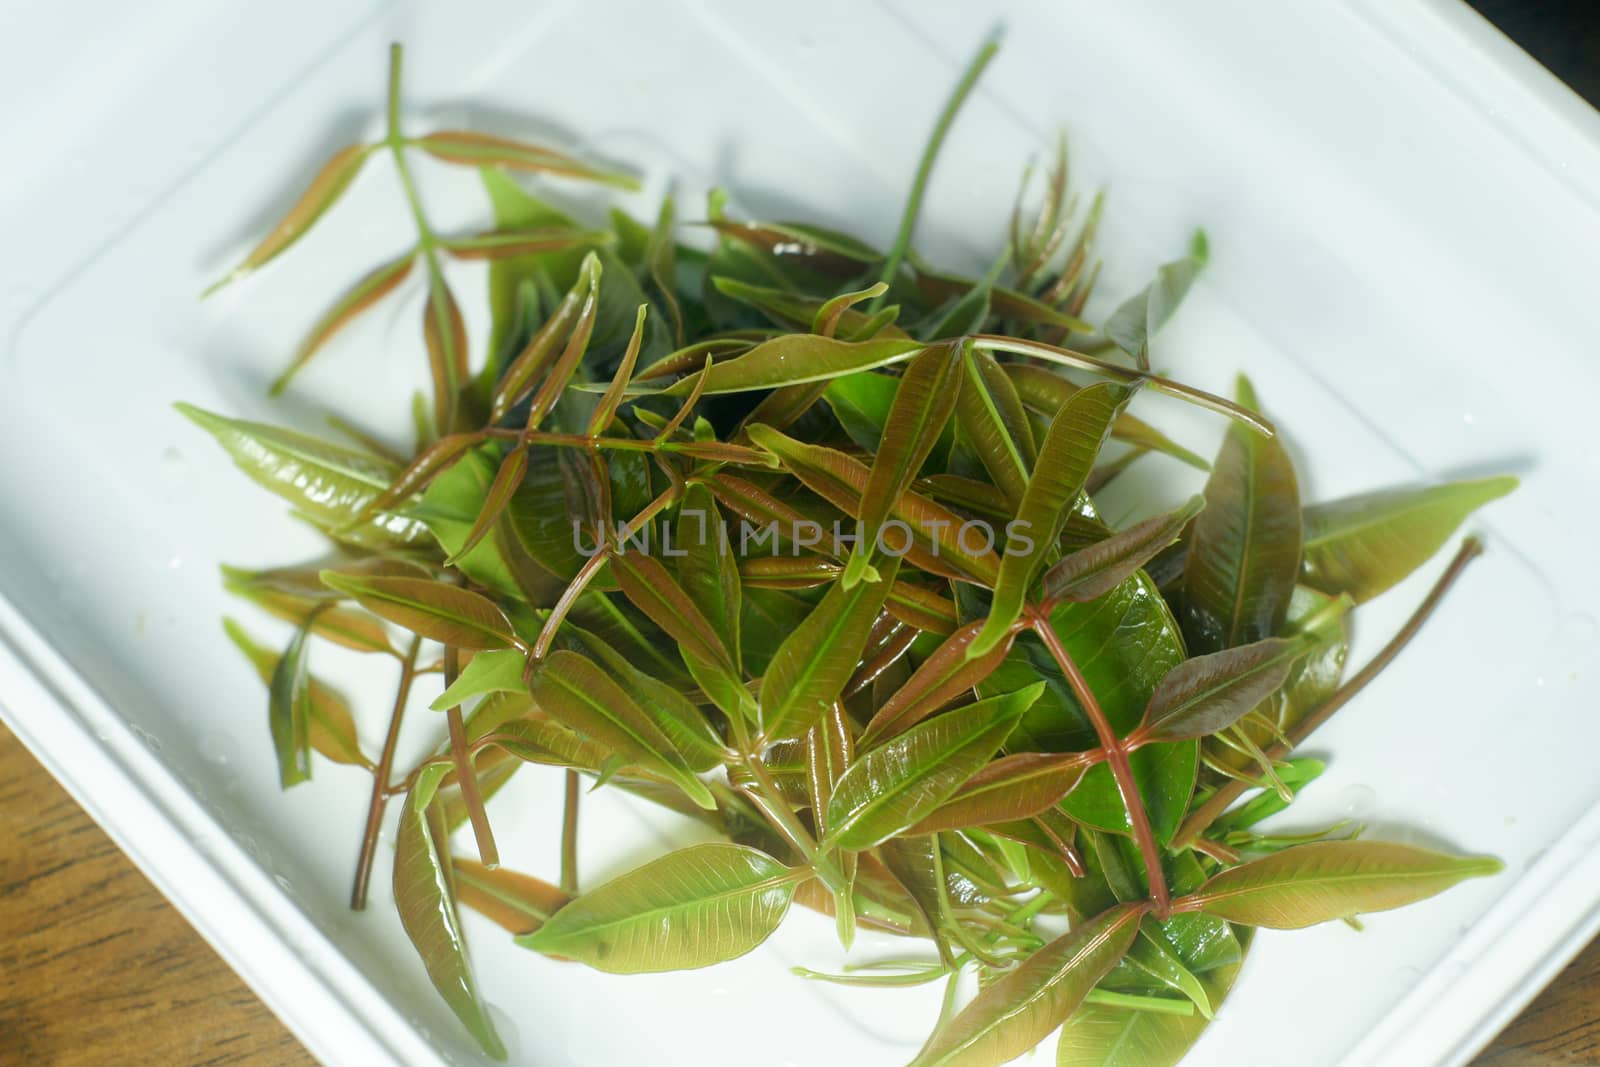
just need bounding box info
[0,720,1594,1065]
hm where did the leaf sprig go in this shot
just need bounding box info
[188,42,1514,1065]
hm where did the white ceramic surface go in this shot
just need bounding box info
[3,2,1599,1064]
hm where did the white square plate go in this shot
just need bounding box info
[4,2,1600,1064]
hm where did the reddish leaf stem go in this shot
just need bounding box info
[1027,608,1170,917]
[350,635,421,910]
[444,647,499,869]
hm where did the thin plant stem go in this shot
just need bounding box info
[1028,608,1170,918]
[560,769,580,895]
[869,39,999,314]
[350,635,422,910]
[443,648,499,869]
[1171,537,1485,851]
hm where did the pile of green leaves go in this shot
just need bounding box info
[187,43,1515,1065]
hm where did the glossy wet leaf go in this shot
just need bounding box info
[177,404,426,549]
[526,650,715,809]
[1042,497,1204,606]
[1103,231,1208,370]
[1182,375,1301,653]
[1188,841,1501,928]
[520,843,800,971]
[909,752,1088,834]
[824,684,1042,850]
[972,382,1133,656]
[759,556,901,742]
[1057,956,1244,1067]
[677,334,924,395]
[415,129,639,188]
[265,621,314,787]
[845,340,965,587]
[673,483,742,663]
[825,369,955,469]
[224,618,368,768]
[577,631,725,773]
[319,571,515,650]
[394,788,506,1060]
[1301,475,1516,603]
[909,902,1144,1067]
[272,251,415,395]
[609,549,746,718]
[1142,635,1312,741]
[446,445,527,565]
[206,143,374,294]
[954,344,1038,509]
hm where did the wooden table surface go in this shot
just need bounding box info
[1,723,1595,1065]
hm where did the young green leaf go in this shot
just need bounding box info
[972,382,1133,656]
[519,843,801,971]
[910,902,1145,1067]
[431,648,528,710]
[221,565,394,654]
[422,273,469,432]
[266,620,315,788]
[759,556,902,742]
[394,788,507,1060]
[609,549,745,718]
[1185,841,1502,928]
[909,751,1088,834]
[1301,475,1516,603]
[525,251,602,431]
[445,445,528,566]
[577,631,726,773]
[272,251,415,395]
[491,253,594,421]
[844,340,965,587]
[319,571,515,650]
[675,334,925,395]
[1182,375,1301,654]
[1056,955,1244,1067]
[824,684,1042,851]
[954,344,1039,510]
[588,304,650,435]
[205,143,374,294]
[224,619,369,768]
[1103,231,1208,371]
[177,404,427,549]
[1141,635,1312,742]
[414,129,640,189]
[1041,497,1204,606]
[440,227,603,260]
[525,650,715,809]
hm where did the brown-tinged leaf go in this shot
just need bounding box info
[908,902,1144,1067]
[415,129,640,188]
[221,565,394,654]
[955,344,1038,510]
[1041,496,1205,606]
[393,785,507,1059]
[206,143,374,294]
[861,619,1015,746]
[1004,363,1207,470]
[673,333,925,395]
[1182,375,1301,653]
[271,251,415,395]
[446,445,528,565]
[526,650,715,809]
[843,340,965,587]
[971,382,1133,656]
[909,752,1089,834]
[423,273,469,432]
[453,858,571,936]
[759,557,902,742]
[1141,635,1313,742]
[490,256,592,422]
[224,618,369,771]
[318,571,514,650]
[526,252,602,431]
[440,226,605,260]
[588,305,649,435]
[884,581,959,635]
[1185,841,1502,929]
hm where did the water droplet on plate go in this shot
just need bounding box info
[1339,784,1376,817]
[198,732,234,766]
[161,446,184,466]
